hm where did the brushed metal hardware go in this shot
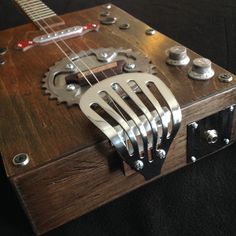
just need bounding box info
[166,45,190,66]
[100,17,117,25]
[218,73,233,83]
[145,28,156,35]
[13,153,30,167]
[188,58,214,80]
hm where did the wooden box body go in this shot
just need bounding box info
[0,4,235,235]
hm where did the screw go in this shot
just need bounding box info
[156,149,166,159]
[119,23,130,30]
[0,47,7,55]
[145,28,156,35]
[0,59,6,65]
[103,3,112,9]
[218,73,233,83]
[190,122,198,129]
[191,156,197,163]
[134,160,144,171]
[99,52,108,59]
[100,11,110,17]
[224,138,230,145]
[66,84,76,91]
[230,106,234,112]
[13,153,30,167]
[66,63,74,70]
[125,62,136,70]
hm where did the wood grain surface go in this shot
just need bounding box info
[0,4,235,235]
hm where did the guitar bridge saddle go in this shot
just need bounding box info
[80,73,182,180]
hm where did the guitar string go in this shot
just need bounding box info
[34,16,131,149]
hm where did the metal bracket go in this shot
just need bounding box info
[187,105,235,163]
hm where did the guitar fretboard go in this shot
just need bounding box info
[14,0,64,29]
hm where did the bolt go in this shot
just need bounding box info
[13,153,30,167]
[156,149,166,159]
[125,62,136,70]
[190,122,198,129]
[66,63,74,70]
[218,73,233,83]
[230,106,234,112]
[100,11,110,17]
[191,156,197,163]
[0,47,7,55]
[0,59,6,65]
[134,160,144,171]
[66,84,76,91]
[224,138,230,145]
[145,28,156,35]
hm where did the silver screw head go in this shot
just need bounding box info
[13,153,30,167]
[190,122,198,129]
[156,149,166,159]
[100,11,110,17]
[66,63,74,70]
[119,23,130,30]
[230,106,234,112]
[191,156,197,162]
[134,160,144,171]
[224,138,230,145]
[0,59,6,65]
[66,84,77,91]
[99,52,108,59]
[218,73,233,83]
[145,28,156,35]
[103,3,112,9]
[125,62,136,70]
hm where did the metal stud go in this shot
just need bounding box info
[230,106,234,112]
[134,160,144,171]
[66,84,76,91]
[156,149,166,159]
[103,3,112,9]
[119,23,130,30]
[65,63,74,70]
[100,11,110,17]
[13,153,30,167]
[224,138,230,145]
[218,73,233,83]
[124,62,136,71]
[145,28,156,35]
[191,156,197,163]
[100,17,117,25]
[190,122,198,129]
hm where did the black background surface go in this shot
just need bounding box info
[0,1,236,235]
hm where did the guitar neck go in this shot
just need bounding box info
[14,0,64,29]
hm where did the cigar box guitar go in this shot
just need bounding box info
[0,0,235,234]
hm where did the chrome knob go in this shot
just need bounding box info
[166,45,190,66]
[188,58,214,80]
[205,129,218,144]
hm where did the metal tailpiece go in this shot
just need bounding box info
[80,73,182,179]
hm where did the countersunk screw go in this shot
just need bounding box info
[191,156,197,163]
[134,160,144,171]
[190,122,198,129]
[145,28,156,35]
[13,153,30,167]
[224,138,230,145]
[99,52,108,59]
[230,106,234,112]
